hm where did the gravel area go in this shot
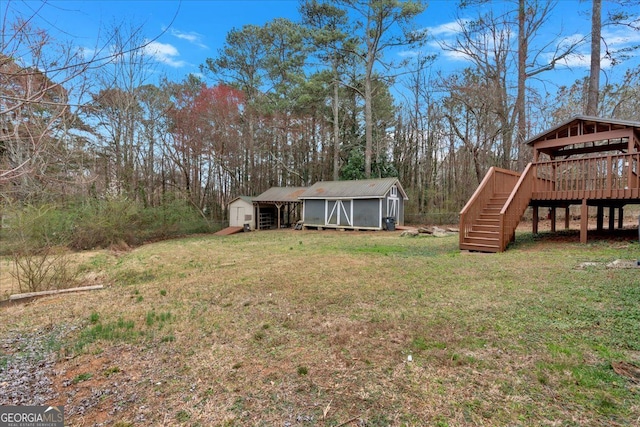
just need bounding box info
[0,324,76,406]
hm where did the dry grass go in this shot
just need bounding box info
[1,228,639,426]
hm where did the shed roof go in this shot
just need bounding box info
[299,177,408,200]
[253,187,308,203]
[228,196,253,206]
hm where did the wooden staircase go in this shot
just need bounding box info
[460,193,509,252]
[459,165,535,253]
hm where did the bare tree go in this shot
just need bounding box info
[1,0,176,195]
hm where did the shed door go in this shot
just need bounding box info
[232,207,245,226]
[326,200,352,226]
[387,197,399,219]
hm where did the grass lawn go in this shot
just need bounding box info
[1,229,639,426]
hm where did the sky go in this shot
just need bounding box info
[4,0,640,95]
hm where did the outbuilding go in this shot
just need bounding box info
[253,187,308,230]
[299,177,408,230]
[228,196,255,230]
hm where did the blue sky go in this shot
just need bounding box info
[5,0,640,92]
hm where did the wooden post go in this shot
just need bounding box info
[580,199,588,244]
[609,206,615,231]
[565,206,570,229]
[532,206,539,234]
[275,203,283,229]
[550,207,556,232]
[618,207,624,229]
[597,206,604,231]
[606,156,612,199]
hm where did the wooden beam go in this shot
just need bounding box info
[565,207,570,229]
[532,206,539,234]
[580,199,588,244]
[10,285,104,301]
[550,207,556,232]
[534,129,632,151]
[553,141,629,158]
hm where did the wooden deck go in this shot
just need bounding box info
[460,116,640,252]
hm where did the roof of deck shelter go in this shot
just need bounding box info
[526,115,640,159]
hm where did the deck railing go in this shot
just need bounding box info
[459,167,521,247]
[532,153,640,200]
[499,163,534,251]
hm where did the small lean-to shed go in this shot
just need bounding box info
[253,187,308,230]
[228,196,255,230]
[299,177,408,230]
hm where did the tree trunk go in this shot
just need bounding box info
[586,0,601,116]
[332,61,341,181]
[364,65,373,179]
[516,0,527,170]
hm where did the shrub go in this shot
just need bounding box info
[10,246,79,293]
[2,196,215,253]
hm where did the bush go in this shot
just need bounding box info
[1,197,215,253]
[1,204,75,253]
[1,205,79,292]
[10,246,79,293]
[69,198,143,250]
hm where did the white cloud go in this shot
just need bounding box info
[427,19,469,38]
[170,28,208,49]
[144,41,186,68]
[398,49,422,58]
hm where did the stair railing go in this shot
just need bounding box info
[459,167,521,248]
[499,163,534,251]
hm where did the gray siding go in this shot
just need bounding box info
[303,200,325,225]
[301,184,406,229]
[353,199,380,228]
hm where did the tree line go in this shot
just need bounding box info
[2,0,639,234]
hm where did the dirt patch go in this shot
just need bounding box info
[49,345,157,425]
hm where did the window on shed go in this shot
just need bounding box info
[390,185,398,197]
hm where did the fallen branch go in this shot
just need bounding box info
[336,415,361,427]
[9,285,104,301]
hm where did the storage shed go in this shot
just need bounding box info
[228,196,255,230]
[252,187,308,230]
[299,177,408,230]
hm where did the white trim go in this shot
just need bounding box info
[387,197,399,218]
[326,200,352,226]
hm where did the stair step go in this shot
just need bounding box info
[463,236,499,245]
[472,224,499,232]
[479,212,500,218]
[476,218,500,225]
[460,242,501,253]
[467,230,499,238]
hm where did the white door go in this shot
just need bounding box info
[232,207,245,226]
